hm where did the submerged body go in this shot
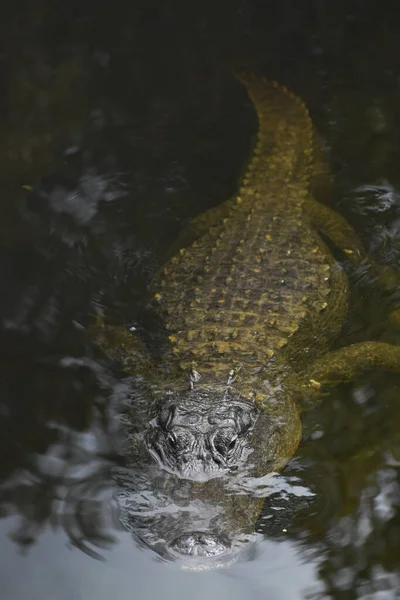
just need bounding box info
[92,72,400,567]
[147,72,346,480]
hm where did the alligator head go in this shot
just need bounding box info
[124,374,303,568]
[145,379,302,481]
[145,386,259,480]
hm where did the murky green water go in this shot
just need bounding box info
[2,1,400,598]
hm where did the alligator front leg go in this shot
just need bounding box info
[86,318,155,379]
[305,341,400,389]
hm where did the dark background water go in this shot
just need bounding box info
[2,0,400,598]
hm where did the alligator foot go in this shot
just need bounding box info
[87,318,155,378]
[307,341,400,387]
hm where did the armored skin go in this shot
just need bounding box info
[91,72,400,566]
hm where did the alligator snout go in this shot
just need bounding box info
[168,532,230,560]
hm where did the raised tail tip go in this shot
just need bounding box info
[232,67,259,85]
[232,67,279,90]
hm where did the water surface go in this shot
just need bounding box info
[2,1,400,598]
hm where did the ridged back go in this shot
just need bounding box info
[152,74,333,371]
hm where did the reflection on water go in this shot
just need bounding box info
[2,0,400,598]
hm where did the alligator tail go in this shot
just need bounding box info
[233,70,314,205]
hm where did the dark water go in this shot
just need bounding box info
[2,1,400,598]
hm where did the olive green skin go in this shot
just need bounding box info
[92,72,351,477]
[90,72,400,565]
[147,72,348,475]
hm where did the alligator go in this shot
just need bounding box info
[90,71,400,565]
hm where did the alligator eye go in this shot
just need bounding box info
[167,433,177,449]
[236,409,254,435]
[158,405,176,431]
[228,437,237,451]
[213,432,237,456]
[214,440,225,455]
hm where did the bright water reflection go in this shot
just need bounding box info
[2,1,400,598]
[0,518,324,600]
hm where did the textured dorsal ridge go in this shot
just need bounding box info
[152,71,325,373]
[233,70,314,208]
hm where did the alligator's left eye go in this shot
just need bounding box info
[167,433,177,449]
[158,405,175,431]
[228,436,237,451]
[213,431,237,456]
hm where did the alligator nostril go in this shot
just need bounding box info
[169,532,230,559]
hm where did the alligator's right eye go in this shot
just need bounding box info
[213,431,237,456]
[214,439,225,455]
